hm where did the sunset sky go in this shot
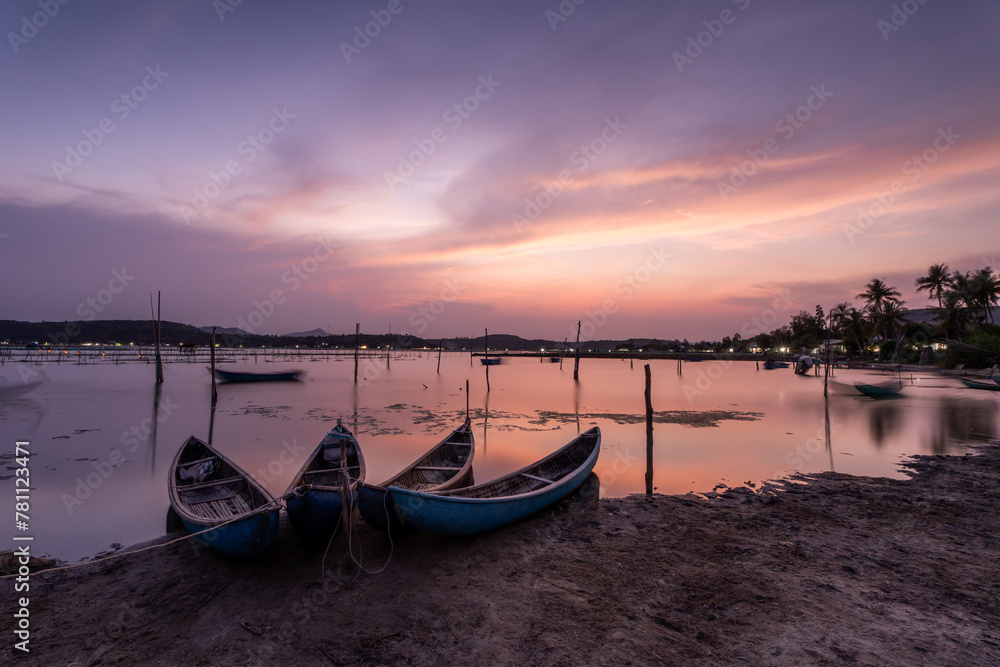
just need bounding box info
[1,0,998,341]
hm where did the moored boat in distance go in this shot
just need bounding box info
[855,380,903,398]
[213,368,304,383]
[480,357,502,365]
[960,377,1000,391]
[284,420,365,543]
[389,427,601,537]
[358,419,475,532]
[168,436,279,558]
[763,361,789,370]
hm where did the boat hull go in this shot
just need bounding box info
[214,369,303,382]
[357,485,398,533]
[390,435,599,537]
[855,382,902,397]
[181,510,279,558]
[286,487,356,543]
[960,377,1000,391]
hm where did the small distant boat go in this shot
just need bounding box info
[390,427,601,537]
[284,420,365,543]
[763,361,789,370]
[548,357,561,363]
[855,380,903,398]
[960,377,1000,391]
[480,357,502,366]
[213,368,304,383]
[168,436,279,558]
[357,419,475,532]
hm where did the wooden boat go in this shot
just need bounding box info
[763,361,789,370]
[480,357,502,366]
[168,436,279,558]
[213,368,304,383]
[284,420,365,543]
[855,380,903,398]
[548,357,561,363]
[357,419,475,532]
[389,427,601,537]
[960,377,1000,391]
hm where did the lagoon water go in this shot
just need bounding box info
[1,352,997,562]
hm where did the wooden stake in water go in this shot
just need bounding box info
[484,328,490,392]
[465,379,469,419]
[210,327,218,406]
[354,323,359,383]
[386,324,391,369]
[644,364,654,496]
[437,341,442,374]
[573,321,581,381]
[560,338,566,370]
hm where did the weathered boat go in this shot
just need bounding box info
[168,436,279,558]
[357,419,475,532]
[855,380,903,397]
[389,427,601,537]
[480,357,502,366]
[213,368,304,383]
[763,361,789,370]
[284,420,365,543]
[960,377,1000,391]
[213,368,304,382]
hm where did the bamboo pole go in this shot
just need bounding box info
[644,364,653,496]
[484,328,490,392]
[210,327,218,406]
[437,341,442,374]
[386,324,391,369]
[354,323,359,383]
[465,379,469,419]
[573,321,581,381]
[560,338,566,370]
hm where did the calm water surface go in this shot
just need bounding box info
[1,354,997,561]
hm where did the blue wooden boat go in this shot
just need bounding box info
[763,361,789,370]
[357,419,474,533]
[390,427,601,537]
[855,380,903,398]
[168,436,279,558]
[213,368,304,383]
[480,357,502,366]
[960,377,1000,391]
[548,357,561,363]
[284,420,365,543]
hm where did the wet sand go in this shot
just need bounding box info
[4,444,999,666]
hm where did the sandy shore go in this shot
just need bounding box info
[4,444,999,666]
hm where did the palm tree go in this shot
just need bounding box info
[841,308,871,356]
[830,302,853,337]
[915,264,953,308]
[935,290,973,340]
[858,279,903,341]
[970,267,999,324]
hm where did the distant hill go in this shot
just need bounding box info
[198,326,251,336]
[285,328,332,337]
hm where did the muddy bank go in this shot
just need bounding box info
[4,444,999,666]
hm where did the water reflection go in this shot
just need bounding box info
[869,401,905,447]
[924,397,998,454]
